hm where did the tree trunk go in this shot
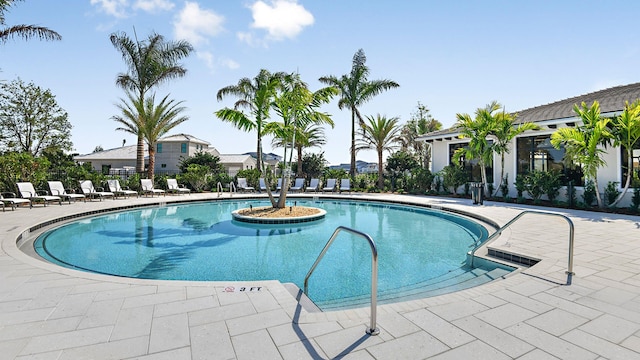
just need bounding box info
[256,134,262,172]
[350,108,356,180]
[147,146,155,181]
[297,145,303,177]
[378,150,384,189]
[594,177,604,208]
[136,135,145,173]
[494,153,505,197]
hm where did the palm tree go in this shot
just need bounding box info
[356,114,401,189]
[490,106,539,196]
[551,101,612,208]
[608,100,640,207]
[110,30,193,173]
[215,69,286,175]
[454,102,499,193]
[1,0,61,44]
[272,123,328,176]
[319,49,399,180]
[265,73,335,207]
[399,102,442,169]
[113,92,188,180]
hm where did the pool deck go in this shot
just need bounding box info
[1,192,640,359]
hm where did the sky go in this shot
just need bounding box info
[3,0,640,165]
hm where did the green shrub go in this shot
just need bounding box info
[500,175,509,199]
[441,164,468,195]
[524,171,545,203]
[515,174,526,198]
[541,170,562,202]
[631,187,640,212]
[604,181,620,206]
[582,180,596,208]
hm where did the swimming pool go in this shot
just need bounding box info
[34,198,499,309]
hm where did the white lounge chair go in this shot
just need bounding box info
[259,178,268,192]
[237,178,255,192]
[48,181,86,204]
[339,178,351,194]
[79,180,114,201]
[276,178,284,192]
[305,178,320,192]
[107,179,138,199]
[167,178,190,195]
[1,192,31,210]
[290,178,305,192]
[17,182,62,206]
[140,178,165,197]
[322,179,337,192]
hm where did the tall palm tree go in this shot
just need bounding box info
[608,100,640,207]
[356,114,401,189]
[110,30,193,173]
[0,0,61,44]
[551,101,612,208]
[490,105,539,195]
[215,69,286,175]
[113,92,188,180]
[319,49,399,180]
[454,102,499,193]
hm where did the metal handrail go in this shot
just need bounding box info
[216,182,223,197]
[470,210,575,285]
[304,226,380,335]
[229,182,236,196]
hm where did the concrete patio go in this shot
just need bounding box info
[1,192,640,359]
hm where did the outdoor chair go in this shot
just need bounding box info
[167,178,191,195]
[17,182,62,206]
[290,178,305,192]
[322,178,337,192]
[79,180,114,201]
[259,178,268,192]
[276,178,284,192]
[305,178,320,193]
[1,192,31,210]
[237,178,255,192]
[339,178,351,194]
[140,178,165,197]
[107,179,138,199]
[48,181,86,204]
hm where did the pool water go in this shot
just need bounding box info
[35,199,492,309]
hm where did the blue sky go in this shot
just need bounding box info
[3,0,640,165]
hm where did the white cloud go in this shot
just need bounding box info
[90,0,130,18]
[133,0,174,13]
[248,0,314,41]
[197,51,239,73]
[220,57,240,70]
[174,2,225,46]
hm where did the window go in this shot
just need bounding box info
[161,164,167,168]
[516,135,583,185]
[448,143,493,182]
[181,143,187,153]
[157,143,162,153]
[621,144,640,184]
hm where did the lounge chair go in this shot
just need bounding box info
[290,178,305,192]
[305,178,320,193]
[259,178,268,192]
[1,192,31,210]
[237,178,255,192]
[79,180,114,201]
[107,179,138,199]
[140,178,165,197]
[48,181,86,204]
[276,178,284,192]
[339,178,351,194]
[167,178,191,195]
[322,178,337,192]
[17,182,62,206]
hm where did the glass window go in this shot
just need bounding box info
[621,144,640,184]
[181,143,187,153]
[448,142,493,182]
[157,143,162,153]
[516,135,583,185]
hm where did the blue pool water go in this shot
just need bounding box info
[35,199,491,309]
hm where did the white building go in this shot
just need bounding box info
[419,83,640,206]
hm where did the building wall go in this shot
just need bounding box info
[155,141,209,173]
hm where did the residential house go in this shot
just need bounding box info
[419,82,640,206]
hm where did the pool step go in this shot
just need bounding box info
[317,266,511,310]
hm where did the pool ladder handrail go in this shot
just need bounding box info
[469,210,575,285]
[229,182,236,196]
[216,182,223,197]
[303,226,380,336]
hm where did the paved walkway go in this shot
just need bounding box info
[1,192,640,359]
